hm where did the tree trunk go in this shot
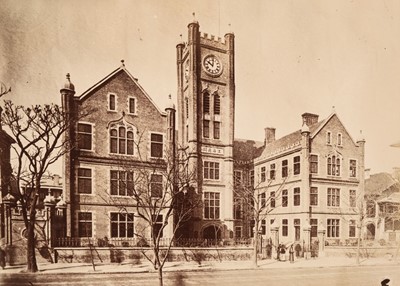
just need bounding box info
[158,266,163,286]
[356,225,362,265]
[26,222,38,272]
[252,220,259,268]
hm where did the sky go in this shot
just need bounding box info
[1,0,400,174]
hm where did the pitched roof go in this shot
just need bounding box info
[77,65,165,115]
[258,117,325,160]
[377,192,400,204]
[365,172,400,197]
[233,139,264,162]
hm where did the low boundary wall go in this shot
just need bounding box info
[54,247,254,264]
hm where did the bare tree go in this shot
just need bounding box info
[233,171,287,268]
[101,141,200,286]
[1,100,72,273]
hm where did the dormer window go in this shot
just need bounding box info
[109,93,117,111]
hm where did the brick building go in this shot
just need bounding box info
[253,112,366,247]
[61,64,175,244]
[56,21,366,247]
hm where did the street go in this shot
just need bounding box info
[1,265,398,286]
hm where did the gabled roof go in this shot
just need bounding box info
[257,112,358,161]
[77,65,166,115]
[233,139,264,163]
[310,112,358,146]
[365,172,400,197]
[257,115,324,160]
[377,192,400,204]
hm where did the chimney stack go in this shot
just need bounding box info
[264,127,276,145]
[301,113,319,127]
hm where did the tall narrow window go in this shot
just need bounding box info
[261,219,266,235]
[204,192,220,219]
[337,133,342,146]
[78,212,92,237]
[327,132,332,145]
[293,156,300,175]
[349,220,356,238]
[293,187,300,206]
[77,123,92,150]
[234,171,242,186]
[310,187,318,206]
[349,160,357,178]
[129,97,136,114]
[260,192,266,208]
[109,94,116,111]
[261,166,266,182]
[294,219,301,240]
[282,219,288,236]
[270,191,275,208]
[349,190,356,207]
[270,164,276,180]
[150,174,163,198]
[310,219,318,238]
[327,188,340,207]
[234,198,243,219]
[249,170,255,187]
[214,94,220,115]
[110,213,134,238]
[203,120,210,138]
[282,160,288,178]
[327,219,340,238]
[203,92,210,114]
[78,168,92,194]
[213,121,220,139]
[282,190,288,207]
[150,133,163,158]
[310,154,318,174]
[110,125,134,155]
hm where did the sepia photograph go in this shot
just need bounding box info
[0,1,399,285]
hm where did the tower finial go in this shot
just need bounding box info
[192,12,196,21]
[66,73,70,80]
[121,59,125,67]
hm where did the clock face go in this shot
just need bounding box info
[203,55,222,76]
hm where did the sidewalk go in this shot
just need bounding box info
[1,256,399,275]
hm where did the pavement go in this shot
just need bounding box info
[1,255,400,274]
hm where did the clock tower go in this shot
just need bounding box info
[176,21,235,239]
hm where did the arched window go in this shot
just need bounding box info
[203,92,210,114]
[327,155,341,176]
[110,124,134,155]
